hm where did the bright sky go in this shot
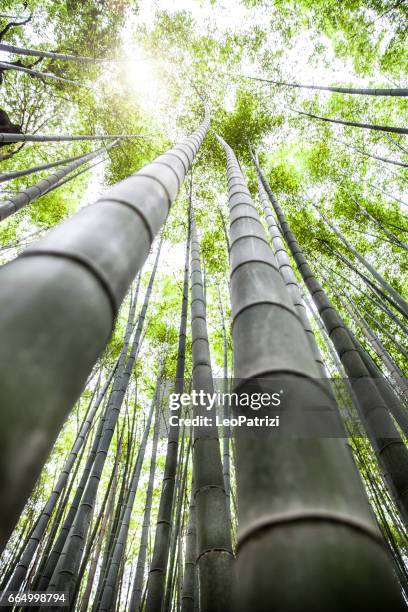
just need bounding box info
[1,0,404,270]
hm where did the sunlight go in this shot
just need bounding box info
[118,47,164,114]
[224,88,236,112]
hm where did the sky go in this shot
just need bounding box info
[1,1,405,273]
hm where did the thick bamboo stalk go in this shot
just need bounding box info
[34,285,139,590]
[189,213,234,612]
[253,155,408,528]
[0,105,209,551]
[5,362,117,591]
[216,135,405,610]
[48,241,162,598]
[0,142,117,221]
[145,195,191,612]
[290,107,408,135]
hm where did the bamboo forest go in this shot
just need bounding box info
[0,0,407,610]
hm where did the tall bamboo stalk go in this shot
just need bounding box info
[317,208,408,318]
[0,60,86,85]
[216,134,405,610]
[98,355,164,611]
[339,183,408,250]
[0,141,117,221]
[256,174,326,375]
[129,389,161,611]
[253,155,408,527]
[242,74,408,96]
[337,288,408,401]
[0,132,150,144]
[76,463,117,611]
[217,285,231,519]
[48,240,162,598]
[0,105,209,551]
[34,283,140,590]
[5,361,117,591]
[290,107,408,135]
[0,149,106,183]
[144,185,192,612]
[330,245,408,321]
[351,334,408,437]
[180,487,196,612]
[368,182,408,207]
[163,439,190,612]
[189,213,234,611]
[0,42,112,62]
[333,137,408,169]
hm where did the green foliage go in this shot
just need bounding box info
[2,0,407,602]
[213,88,283,163]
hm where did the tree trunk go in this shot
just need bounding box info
[163,436,190,612]
[256,174,326,375]
[291,107,408,135]
[0,105,209,552]
[189,212,234,612]
[180,488,196,612]
[98,357,163,612]
[253,154,408,528]
[5,361,117,591]
[217,285,231,520]
[243,75,408,96]
[47,239,163,598]
[0,60,86,86]
[319,210,408,318]
[0,132,150,144]
[0,148,109,183]
[0,42,111,63]
[216,134,405,611]
[333,137,408,168]
[129,387,161,611]
[144,186,192,612]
